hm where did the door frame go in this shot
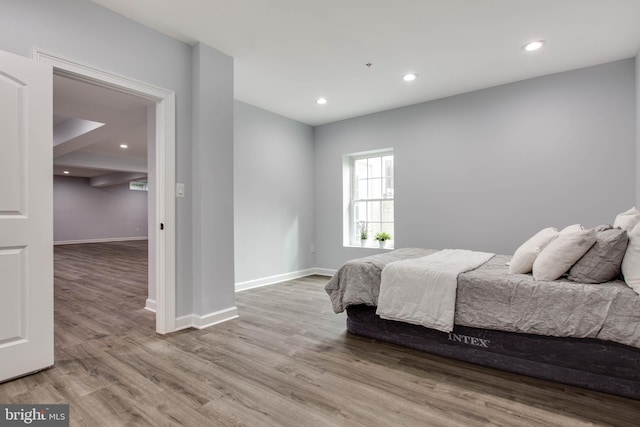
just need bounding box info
[33,49,176,334]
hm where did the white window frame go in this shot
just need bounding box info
[343,148,394,248]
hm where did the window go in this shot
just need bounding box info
[345,150,394,247]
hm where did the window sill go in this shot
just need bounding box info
[345,243,394,250]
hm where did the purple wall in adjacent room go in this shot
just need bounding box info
[54,175,148,243]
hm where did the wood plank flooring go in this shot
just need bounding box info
[1,240,639,426]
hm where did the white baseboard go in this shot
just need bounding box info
[174,307,239,331]
[54,236,148,245]
[235,268,315,292]
[169,268,336,332]
[174,315,193,331]
[145,298,157,313]
[313,268,336,276]
[235,268,336,292]
[194,307,239,329]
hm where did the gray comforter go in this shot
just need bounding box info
[325,248,640,349]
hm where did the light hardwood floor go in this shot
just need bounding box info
[1,240,639,426]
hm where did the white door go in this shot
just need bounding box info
[0,50,53,382]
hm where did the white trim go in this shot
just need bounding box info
[346,149,394,246]
[174,271,336,331]
[313,268,337,277]
[174,315,193,332]
[154,91,176,335]
[34,49,177,335]
[145,299,157,313]
[235,268,336,292]
[193,307,239,329]
[174,307,239,331]
[235,268,316,292]
[54,236,148,245]
[33,50,174,100]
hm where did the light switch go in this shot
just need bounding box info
[176,183,185,197]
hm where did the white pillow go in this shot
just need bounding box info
[532,229,597,281]
[614,207,640,232]
[508,227,558,274]
[560,224,584,234]
[621,222,640,295]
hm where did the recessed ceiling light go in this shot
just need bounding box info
[522,40,546,52]
[63,170,70,175]
[316,97,328,105]
[120,144,128,149]
[403,73,418,82]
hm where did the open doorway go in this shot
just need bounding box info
[35,50,176,334]
[52,73,155,332]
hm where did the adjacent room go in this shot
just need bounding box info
[1,0,640,425]
[52,73,158,343]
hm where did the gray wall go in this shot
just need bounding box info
[1,0,235,318]
[315,59,636,270]
[191,43,235,316]
[234,101,315,284]
[54,176,147,242]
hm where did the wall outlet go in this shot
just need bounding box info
[310,244,315,253]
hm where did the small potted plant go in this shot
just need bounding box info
[359,221,368,246]
[375,231,391,249]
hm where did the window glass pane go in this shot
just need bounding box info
[368,178,382,199]
[383,177,394,198]
[354,201,366,222]
[382,201,394,222]
[355,159,368,180]
[355,179,367,200]
[367,201,381,222]
[383,156,394,177]
[368,157,382,178]
[368,222,381,238]
[356,219,368,235]
[347,151,393,247]
[380,223,394,239]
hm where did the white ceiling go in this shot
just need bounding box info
[53,74,152,178]
[89,0,640,126]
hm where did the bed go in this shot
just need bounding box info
[325,248,640,400]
